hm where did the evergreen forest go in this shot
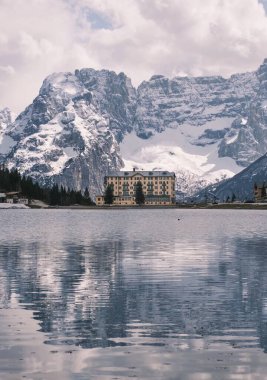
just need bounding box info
[0,166,94,206]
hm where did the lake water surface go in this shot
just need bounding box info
[0,209,267,379]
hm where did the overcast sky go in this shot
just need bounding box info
[1,0,267,113]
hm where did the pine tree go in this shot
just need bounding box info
[84,187,89,199]
[135,181,145,205]
[261,183,266,198]
[231,193,236,203]
[104,184,114,204]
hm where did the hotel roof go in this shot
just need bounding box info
[107,170,175,177]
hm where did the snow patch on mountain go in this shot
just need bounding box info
[120,119,243,196]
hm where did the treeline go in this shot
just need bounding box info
[0,166,95,206]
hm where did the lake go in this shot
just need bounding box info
[0,209,267,379]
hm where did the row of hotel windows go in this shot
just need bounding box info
[108,181,171,186]
[119,191,169,195]
[117,199,171,201]
[110,182,174,187]
[114,185,169,189]
[113,190,171,194]
[107,180,173,185]
[108,176,172,181]
[116,201,169,204]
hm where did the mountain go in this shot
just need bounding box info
[0,70,136,196]
[200,153,267,202]
[0,60,267,198]
[122,71,259,196]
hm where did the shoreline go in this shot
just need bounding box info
[27,203,267,210]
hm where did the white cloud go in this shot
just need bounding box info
[0,65,15,75]
[0,0,267,113]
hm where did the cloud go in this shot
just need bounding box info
[0,0,267,113]
[0,65,15,75]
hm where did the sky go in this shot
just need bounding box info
[0,0,267,113]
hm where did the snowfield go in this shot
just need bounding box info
[120,119,243,195]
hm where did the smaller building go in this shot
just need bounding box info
[254,183,267,202]
[0,193,6,203]
[5,192,29,205]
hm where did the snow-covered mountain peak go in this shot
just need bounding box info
[40,72,84,98]
[1,59,267,198]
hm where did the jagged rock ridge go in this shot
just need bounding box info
[218,59,267,166]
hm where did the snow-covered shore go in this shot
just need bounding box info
[0,203,29,209]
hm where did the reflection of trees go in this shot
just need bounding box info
[1,236,267,352]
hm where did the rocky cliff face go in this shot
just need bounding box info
[135,72,258,138]
[1,60,267,198]
[218,59,267,166]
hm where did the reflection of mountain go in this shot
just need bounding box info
[0,234,267,352]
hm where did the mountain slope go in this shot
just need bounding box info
[202,153,267,202]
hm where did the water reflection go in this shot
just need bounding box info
[1,209,267,379]
[0,215,266,353]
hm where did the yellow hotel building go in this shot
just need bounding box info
[96,170,176,206]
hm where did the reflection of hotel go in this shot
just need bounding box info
[96,170,176,206]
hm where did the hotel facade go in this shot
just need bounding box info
[96,170,176,206]
[254,182,267,202]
